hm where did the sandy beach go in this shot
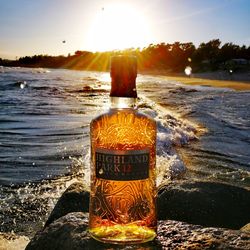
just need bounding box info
[141,70,250,91]
[161,76,250,91]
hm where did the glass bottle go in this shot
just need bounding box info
[89,55,157,244]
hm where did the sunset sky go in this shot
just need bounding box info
[0,0,250,59]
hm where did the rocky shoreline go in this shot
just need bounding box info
[23,181,250,250]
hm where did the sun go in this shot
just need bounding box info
[86,3,151,51]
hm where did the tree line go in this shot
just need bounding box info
[1,39,250,73]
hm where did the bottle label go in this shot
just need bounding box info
[95,148,150,181]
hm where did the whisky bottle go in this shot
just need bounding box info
[89,55,157,244]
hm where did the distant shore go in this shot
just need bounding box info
[2,65,250,91]
[141,70,250,91]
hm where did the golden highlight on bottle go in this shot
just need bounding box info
[89,56,157,244]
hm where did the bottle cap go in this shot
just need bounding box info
[110,55,137,98]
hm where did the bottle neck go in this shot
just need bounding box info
[110,97,137,109]
[110,78,137,98]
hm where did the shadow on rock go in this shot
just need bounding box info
[158,180,250,229]
[45,182,89,227]
[46,181,250,230]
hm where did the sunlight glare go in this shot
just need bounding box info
[98,72,111,83]
[87,3,151,51]
[184,66,192,76]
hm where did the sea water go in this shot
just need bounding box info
[0,67,249,237]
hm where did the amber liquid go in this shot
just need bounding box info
[89,107,157,243]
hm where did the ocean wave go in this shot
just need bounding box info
[0,81,28,90]
[137,96,199,185]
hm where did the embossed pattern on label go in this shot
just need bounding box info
[95,148,150,180]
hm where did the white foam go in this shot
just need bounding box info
[138,96,199,184]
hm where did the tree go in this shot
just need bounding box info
[219,42,240,61]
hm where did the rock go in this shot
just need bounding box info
[44,182,89,227]
[158,181,250,229]
[27,181,250,249]
[0,232,29,250]
[169,87,199,94]
[45,181,250,230]
[26,212,250,250]
[157,220,250,250]
[27,212,160,250]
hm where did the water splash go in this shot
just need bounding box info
[137,96,199,185]
[0,168,86,238]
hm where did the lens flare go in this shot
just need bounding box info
[184,66,192,76]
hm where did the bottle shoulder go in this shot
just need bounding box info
[91,108,156,126]
[136,110,156,124]
[90,108,156,148]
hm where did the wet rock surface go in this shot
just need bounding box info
[25,181,250,249]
